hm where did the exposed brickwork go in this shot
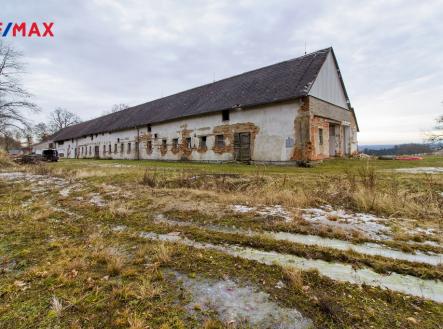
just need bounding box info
[291,96,356,161]
[178,127,194,159]
[139,132,153,155]
[291,97,311,161]
[212,122,260,156]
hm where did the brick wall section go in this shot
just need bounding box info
[292,96,356,161]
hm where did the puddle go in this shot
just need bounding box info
[155,215,443,266]
[140,232,443,303]
[393,167,443,174]
[172,271,312,328]
[301,206,391,240]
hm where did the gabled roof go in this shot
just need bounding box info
[53,47,336,142]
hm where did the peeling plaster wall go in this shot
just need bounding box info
[308,97,358,160]
[57,101,302,162]
[310,117,330,159]
[59,129,140,160]
[55,97,357,163]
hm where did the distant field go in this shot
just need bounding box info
[0,156,442,328]
[55,155,443,175]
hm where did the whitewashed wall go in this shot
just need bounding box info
[32,140,54,155]
[309,52,348,109]
[56,101,302,162]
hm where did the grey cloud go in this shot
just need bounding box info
[2,0,443,143]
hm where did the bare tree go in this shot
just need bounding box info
[0,41,38,136]
[101,103,129,116]
[33,122,51,142]
[427,101,443,143]
[0,130,21,151]
[428,114,443,143]
[110,103,129,113]
[48,107,81,133]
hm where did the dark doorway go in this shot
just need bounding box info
[234,132,251,162]
[329,125,336,157]
[94,145,100,158]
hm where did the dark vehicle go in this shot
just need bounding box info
[42,149,59,162]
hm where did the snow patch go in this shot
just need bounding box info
[89,194,106,207]
[155,214,443,266]
[301,206,391,240]
[231,205,255,213]
[393,167,443,174]
[140,232,443,303]
[173,272,312,328]
[231,204,293,222]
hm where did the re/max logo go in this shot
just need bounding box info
[0,22,54,37]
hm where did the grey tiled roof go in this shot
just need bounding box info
[53,48,333,141]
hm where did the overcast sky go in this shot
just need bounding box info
[3,0,443,144]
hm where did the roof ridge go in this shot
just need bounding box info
[53,47,334,141]
[131,47,333,108]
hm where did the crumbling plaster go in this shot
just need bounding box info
[56,97,357,162]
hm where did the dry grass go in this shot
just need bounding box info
[127,312,148,329]
[49,296,63,317]
[152,243,174,265]
[1,205,26,221]
[0,151,14,168]
[136,278,162,299]
[108,200,132,218]
[2,157,442,328]
[283,267,304,291]
[201,319,226,329]
[92,247,125,276]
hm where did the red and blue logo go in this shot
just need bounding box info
[0,22,54,37]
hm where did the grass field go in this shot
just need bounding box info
[0,156,442,328]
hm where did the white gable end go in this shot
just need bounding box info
[308,52,348,109]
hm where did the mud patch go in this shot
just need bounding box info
[172,271,312,328]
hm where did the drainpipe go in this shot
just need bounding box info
[136,127,140,160]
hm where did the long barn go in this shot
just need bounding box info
[52,47,358,163]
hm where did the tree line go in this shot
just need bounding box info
[362,143,435,156]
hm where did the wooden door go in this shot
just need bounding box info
[234,132,251,162]
[94,146,99,158]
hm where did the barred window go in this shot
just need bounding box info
[215,135,224,147]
